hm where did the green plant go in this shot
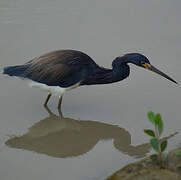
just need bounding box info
[144,111,168,168]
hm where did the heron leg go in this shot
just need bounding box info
[58,95,63,110]
[44,93,52,107]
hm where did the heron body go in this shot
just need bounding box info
[3,50,177,108]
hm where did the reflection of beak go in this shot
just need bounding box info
[142,63,177,84]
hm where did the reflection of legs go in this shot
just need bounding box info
[44,93,51,107]
[58,95,63,110]
[44,100,63,119]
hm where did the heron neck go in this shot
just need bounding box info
[82,64,129,85]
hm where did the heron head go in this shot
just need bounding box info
[122,53,177,84]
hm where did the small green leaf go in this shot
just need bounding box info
[160,140,167,152]
[154,113,161,124]
[144,129,155,137]
[155,113,163,136]
[176,149,181,156]
[147,111,155,124]
[150,138,159,152]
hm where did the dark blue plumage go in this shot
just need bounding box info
[3,50,177,108]
[3,51,146,87]
[4,65,29,77]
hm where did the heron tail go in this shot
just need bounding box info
[3,65,28,77]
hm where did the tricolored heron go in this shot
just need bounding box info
[3,50,177,109]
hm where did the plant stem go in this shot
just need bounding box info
[154,124,163,168]
[159,151,163,168]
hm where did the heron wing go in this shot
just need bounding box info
[23,50,96,87]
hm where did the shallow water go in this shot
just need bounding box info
[0,0,181,180]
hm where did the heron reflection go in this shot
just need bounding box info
[6,107,150,158]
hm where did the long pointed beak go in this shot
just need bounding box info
[142,63,177,84]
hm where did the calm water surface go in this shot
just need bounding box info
[0,0,181,180]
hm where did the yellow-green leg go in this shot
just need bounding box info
[58,96,63,109]
[44,93,52,107]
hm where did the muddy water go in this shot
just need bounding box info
[0,0,181,180]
